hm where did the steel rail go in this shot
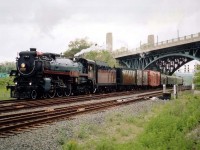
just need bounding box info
[0,89,163,113]
[0,91,163,137]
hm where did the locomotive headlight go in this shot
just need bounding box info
[21,63,26,68]
[15,82,17,85]
[29,82,32,86]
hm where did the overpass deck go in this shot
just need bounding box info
[114,32,200,58]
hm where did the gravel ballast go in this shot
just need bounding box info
[0,98,167,150]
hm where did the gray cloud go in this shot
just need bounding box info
[0,0,199,62]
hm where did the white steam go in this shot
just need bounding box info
[74,44,105,57]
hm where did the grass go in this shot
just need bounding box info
[0,86,10,100]
[61,91,200,150]
[131,93,200,150]
[0,77,13,100]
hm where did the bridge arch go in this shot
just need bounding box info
[144,53,200,75]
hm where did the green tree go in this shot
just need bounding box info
[0,62,15,73]
[83,50,118,67]
[64,37,92,58]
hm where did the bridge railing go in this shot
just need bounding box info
[113,32,200,58]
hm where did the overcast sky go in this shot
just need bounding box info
[0,0,199,62]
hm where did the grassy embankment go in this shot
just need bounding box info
[0,77,13,100]
[61,91,200,150]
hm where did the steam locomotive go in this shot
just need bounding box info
[7,48,183,99]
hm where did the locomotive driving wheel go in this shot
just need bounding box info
[31,90,37,100]
[57,87,63,97]
[64,84,71,96]
[43,93,48,99]
[48,86,56,98]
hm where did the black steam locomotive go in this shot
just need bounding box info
[7,48,99,99]
[7,48,183,99]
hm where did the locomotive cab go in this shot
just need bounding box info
[72,58,96,94]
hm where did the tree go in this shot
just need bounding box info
[83,50,118,67]
[0,62,15,73]
[63,37,92,58]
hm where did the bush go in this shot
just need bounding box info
[0,77,13,99]
[0,77,13,86]
[133,93,200,149]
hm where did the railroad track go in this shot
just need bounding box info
[0,89,162,114]
[0,90,163,137]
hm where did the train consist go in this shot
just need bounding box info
[7,48,183,99]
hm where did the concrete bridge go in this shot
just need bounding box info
[114,32,200,75]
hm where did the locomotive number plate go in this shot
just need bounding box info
[20,68,26,71]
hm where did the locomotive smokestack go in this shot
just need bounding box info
[30,48,36,51]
